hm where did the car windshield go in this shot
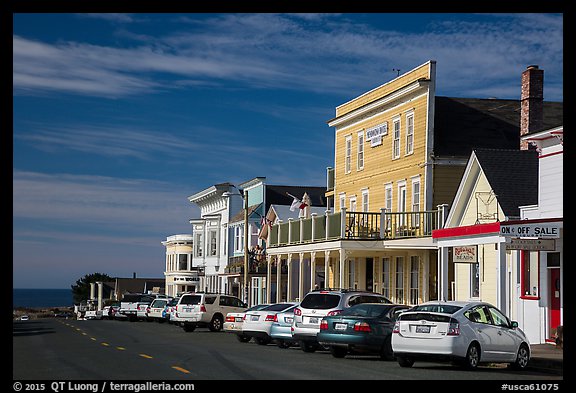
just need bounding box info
[340,304,393,317]
[179,295,202,305]
[300,294,341,309]
[409,304,462,314]
[151,300,168,307]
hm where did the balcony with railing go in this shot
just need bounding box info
[267,206,448,247]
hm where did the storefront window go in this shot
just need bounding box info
[381,257,390,298]
[521,250,539,298]
[470,262,480,298]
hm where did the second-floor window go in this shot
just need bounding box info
[392,118,401,159]
[405,112,414,155]
[345,136,352,174]
[209,230,217,256]
[234,226,244,253]
[194,233,203,257]
[178,254,188,270]
[357,131,364,170]
[412,178,421,227]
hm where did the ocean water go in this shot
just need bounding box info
[13,288,74,308]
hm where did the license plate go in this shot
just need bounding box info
[335,323,347,331]
[184,307,193,313]
[285,317,293,323]
[309,317,319,324]
[251,315,259,321]
[415,325,431,333]
[235,317,243,322]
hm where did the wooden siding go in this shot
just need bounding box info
[336,62,432,117]
[432,165,467,208]
[334,93,429,213]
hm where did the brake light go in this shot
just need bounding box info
[200,305,207,312]
[243,315,247,321]
[294,308,302,316]
[320,320,328,330]
[265,314,275,322]
[225,316,235,323]
[353,322,371,332]
[447,320,460,336]
[327,310,342,316]
[273,314,278,322]
[392,321,400,334]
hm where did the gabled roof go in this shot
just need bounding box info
[434,97,563,157]
[474,148,538,218]
[229,203,264,224]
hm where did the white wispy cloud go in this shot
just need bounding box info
[12,171,194,231]
[13,13,563,100]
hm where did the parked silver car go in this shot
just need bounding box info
[392,300,531,370]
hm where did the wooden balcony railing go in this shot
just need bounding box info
[267,206,448,248]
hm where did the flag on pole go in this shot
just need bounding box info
[287,192,308,212]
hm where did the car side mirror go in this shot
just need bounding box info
[511,321,519,328]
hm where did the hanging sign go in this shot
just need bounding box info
[500,222,561,238]
[453,245,478,263]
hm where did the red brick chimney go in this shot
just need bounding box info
[520,65,544,150]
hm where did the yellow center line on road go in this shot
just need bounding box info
[101,342,110,347]
[139,354,153,359]
[171,366,191,374]
[90,338,97,341]
[81,332,87,336]
[116,347,126,351]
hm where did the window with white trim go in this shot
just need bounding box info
[357,131,364,170]
[349,196,357,212]
[234,226,244,253]
[409,256,419,305]
[395,257,404,303]
[384,184,393,229]
[361,189,369,212]
[381,257,390,298]
[339,193,346,211]
[398,182,407,225]
[405,111,414,155]
[194,233,203,257]
[411,177,421,227]
[345,136,352,174]
[392,117,401,159]
[208,229,218,256]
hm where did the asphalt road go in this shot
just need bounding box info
[13,318,563,383]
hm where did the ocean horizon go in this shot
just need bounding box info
[13,288,74,308]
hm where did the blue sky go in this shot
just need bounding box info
[12,13,563,289]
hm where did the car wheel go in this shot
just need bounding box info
[463,342,480,370]
[510,343,530,370]
[255,337,272,345]
[236,334,251,343]
[380,335,395,361]
[330,346,347,358]
[397,356,414,368]
[300,341,317,353]
[277,340,290,349]
[182,323,196,332]
[209,315,223,332]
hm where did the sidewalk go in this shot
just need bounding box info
[528,343,563,374]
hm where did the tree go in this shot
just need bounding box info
[71,273,113,304]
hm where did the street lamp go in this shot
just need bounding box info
[223,188,249,306]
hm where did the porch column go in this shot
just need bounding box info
[276,255,282,302]
[266,254,272,304]
[438,246,449,301]
[287,253,293,301]
[299,252,305,301]
[324,251,331,289]
[339,249,346,289]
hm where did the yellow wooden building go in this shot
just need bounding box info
[262,60,557,306]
